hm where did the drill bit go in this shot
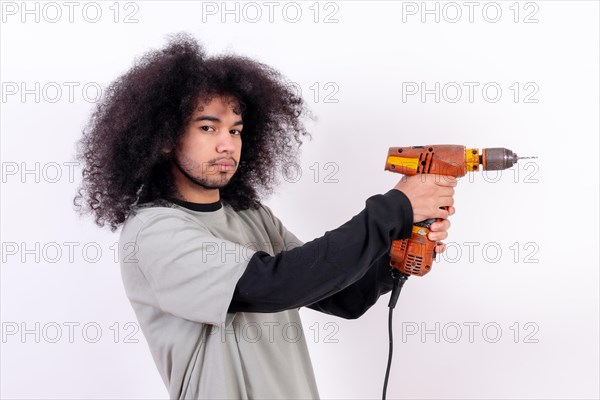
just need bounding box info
[518,156,538,159]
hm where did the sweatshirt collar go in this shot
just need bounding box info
[166,197,223,212]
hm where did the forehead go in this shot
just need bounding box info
[194,95,241,115]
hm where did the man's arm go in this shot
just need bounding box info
[304,252,395,319]
[228,189,413,313]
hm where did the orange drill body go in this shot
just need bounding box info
[385,145,480,176]
[385,144,521,276]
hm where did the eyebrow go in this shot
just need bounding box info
[193,115,243,126]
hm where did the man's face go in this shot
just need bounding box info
[172,95,243,193]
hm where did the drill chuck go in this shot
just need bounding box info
[482,148,519,171]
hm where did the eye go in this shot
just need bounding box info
[230,129,242,135]
[200,126,215,132]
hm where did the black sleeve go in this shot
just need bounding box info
[304,252,395,319]
[228,189,413,313]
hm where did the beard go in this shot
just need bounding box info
[173,156,236,190]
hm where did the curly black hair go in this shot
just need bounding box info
[73,32,312,232]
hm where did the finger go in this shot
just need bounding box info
[447,206,456,216]
[438,196,455,208]
[434,208,450,219]
[435,242,446,254]
[435,203,453,215]
[438,187,455,197]
[428,230,448,241]
[430,219,451,232]
[434,175,458,187]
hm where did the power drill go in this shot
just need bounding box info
[384,144,535,277]
[381,144,536,400]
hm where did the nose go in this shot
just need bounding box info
[215,130,236,154]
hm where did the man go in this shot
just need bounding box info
[74,33,456,399]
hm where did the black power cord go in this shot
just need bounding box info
[382,269,409,400]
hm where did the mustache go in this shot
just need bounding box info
[210,157,238,167]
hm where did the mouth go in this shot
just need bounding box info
[211,159,236,172]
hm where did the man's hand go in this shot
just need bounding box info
[394,174,457,223]
[428,205,455,254]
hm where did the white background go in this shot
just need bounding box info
[1,1,598,399]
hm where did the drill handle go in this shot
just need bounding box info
[415,218,436,228]
[389,211,446,276]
